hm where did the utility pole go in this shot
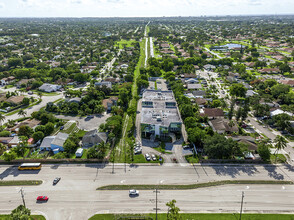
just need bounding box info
[112,138,115,174]
[153,188,160,220]
[19,187,26,208]
[239,191,244,220]
[124,139,126,173]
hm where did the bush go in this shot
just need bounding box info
[0,130,11,137]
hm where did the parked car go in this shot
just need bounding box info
[151,154,156,161]
[60,126,64,130]
[134,147,142,154]
[86,115,94,119]
[145,154,151,161]
[129,189,139,196]
[53,177,61,185]
[36,196,48,202]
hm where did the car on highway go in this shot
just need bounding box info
[129,189,139,196]
[145,153,151,161]
[36,196,48,202]
[151,154,156,161]
[53,177,61,185]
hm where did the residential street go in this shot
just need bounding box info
[201,70,294,164]
[2,93,63,124]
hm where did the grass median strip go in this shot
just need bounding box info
[0,180,42,186]
[97,180,293,190]
[89,213,294,220]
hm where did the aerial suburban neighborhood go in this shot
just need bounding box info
[0,13,294,220]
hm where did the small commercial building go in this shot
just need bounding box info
[140,89,182,139]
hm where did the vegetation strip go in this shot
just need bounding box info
[0,180,42,186]
[89,213,294,220]
[97,180,293,190]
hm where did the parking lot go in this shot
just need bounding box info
[56,113,111,131]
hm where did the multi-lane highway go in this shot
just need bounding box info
[1,163,294,219]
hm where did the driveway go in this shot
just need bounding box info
[56,113,110,131]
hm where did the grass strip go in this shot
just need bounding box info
[0,215,46,220]
[97,180,293,190]
[0,180,42,186]
[89,213,294,220]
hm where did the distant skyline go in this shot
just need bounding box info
[0,0,293,17]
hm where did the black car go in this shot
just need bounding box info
[53,177,61,185]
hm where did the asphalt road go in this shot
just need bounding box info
[55,113,110,131]
[3,93,63,124]
[1,163,294,219]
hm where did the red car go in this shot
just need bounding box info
[36,196,48,201]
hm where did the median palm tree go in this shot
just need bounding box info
[274,135,287,163]
[17,109,27,118]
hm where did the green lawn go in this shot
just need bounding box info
[0,215,46,220]
[0,180,42,186]
[89,213,294,220]
[271,154,287,163]
[97,180,292,190]
[115,39,136,49]
[185,155,199,163]
[63,122,77,134]
[130,154,161,164]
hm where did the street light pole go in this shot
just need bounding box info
[240,191,244,220]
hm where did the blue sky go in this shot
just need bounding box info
[0,0,293,17]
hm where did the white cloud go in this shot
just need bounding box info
[0,2,4,8]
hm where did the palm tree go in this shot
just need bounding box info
[0,113,5,126]
[0,143,6,156]
[37,92,43,100]
[274,135,287,163]
[6,119,15,128]
[18,109,27,118]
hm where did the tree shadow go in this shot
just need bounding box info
[282,164,294,173]
[129,164,139,168]
[209,165,259,178]
[263,165,284,180]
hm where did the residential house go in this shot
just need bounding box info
[7,95,25,105]
[94,81,112,89]
[280,80,294,87]
[40,136,55,151]
[0,76,15,85]
[203,64,216,70]
[231,136,258,151]
[15,78,35,88]
[270,109,293,117]
[39,83,61,93]
[195,98,207,108]
[10,119,41,133]
[199,108,224,119]
[50,132,69,154]
[102,97,118,111]
[187,83,202,90]
[209,118,238,134]
[82,129,108,147]
[192,90,206,98]
[246,90,258,97]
